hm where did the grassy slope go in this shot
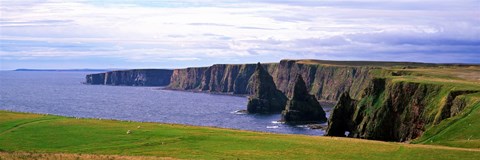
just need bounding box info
[374,66,480,148]
[1,111,479,160]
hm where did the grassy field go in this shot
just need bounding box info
[0,111,479,160]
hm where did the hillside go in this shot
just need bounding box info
[325,65,480,142]
[0,111,479,160]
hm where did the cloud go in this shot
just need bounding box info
[0,0,479,69]
[187,23,234,27]
[239,0,480,11]
[0,20,73,27]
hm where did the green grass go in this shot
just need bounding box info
[364,66,480,144]
[0,111,479,160]
[414,93,480,148]
[383,66,480,89]
[365,66,480,146]
[383,67,480,148]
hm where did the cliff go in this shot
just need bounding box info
[325,92,357,136]
[86,60,436,102]
[85,69,173,86]
[281,75,327,122]
[167,64,277,94]
[325,77,480,142]
[167,60,374,102]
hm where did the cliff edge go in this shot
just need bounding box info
[85,69,173,86]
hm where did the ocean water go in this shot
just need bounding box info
[0,71,331,135]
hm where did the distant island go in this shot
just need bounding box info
[14,69,111,72]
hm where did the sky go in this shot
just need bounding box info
[0,0,479,69]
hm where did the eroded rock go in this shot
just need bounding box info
[325,92,356,137]
[281,75,327,123]
[246,62,287,113]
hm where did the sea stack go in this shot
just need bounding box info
[325,91,357,137]
[281,75,327,123]
[246,62,287,113]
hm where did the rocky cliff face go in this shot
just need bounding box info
[246,63,287,113]
[168,63,277,94]
[272,60,372,101]
[325,92,357,136]
[167,60,373,101]
[325,78,480,142]
[281,75,327,123]
[85,59,373,102]
[85,69,173,86]
[86,73,106,85]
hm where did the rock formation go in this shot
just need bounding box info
[168,63,268,94]
[281,75,327,123]
[246,62,287,113]
[89,59,443,102]
[167,60,374,102]
[85,69,173,86]
[325,78,479,142]
[325,92,357,137]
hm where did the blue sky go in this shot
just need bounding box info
[1,0,479,69]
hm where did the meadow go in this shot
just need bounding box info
[0,111,479,160]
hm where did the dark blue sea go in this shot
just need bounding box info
[0,71,331,135]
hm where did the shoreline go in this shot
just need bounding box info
[0,109,327,136]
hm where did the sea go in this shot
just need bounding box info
[0,71,331,135]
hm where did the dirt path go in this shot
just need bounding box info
[405,143,480,152]
[0,118,58,136]
[0,151,179,160]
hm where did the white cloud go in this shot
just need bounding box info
[0,0,479,69]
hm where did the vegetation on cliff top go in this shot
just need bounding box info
[1,111,480,160]
[413,92,480,148]
[324,63,480,145]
